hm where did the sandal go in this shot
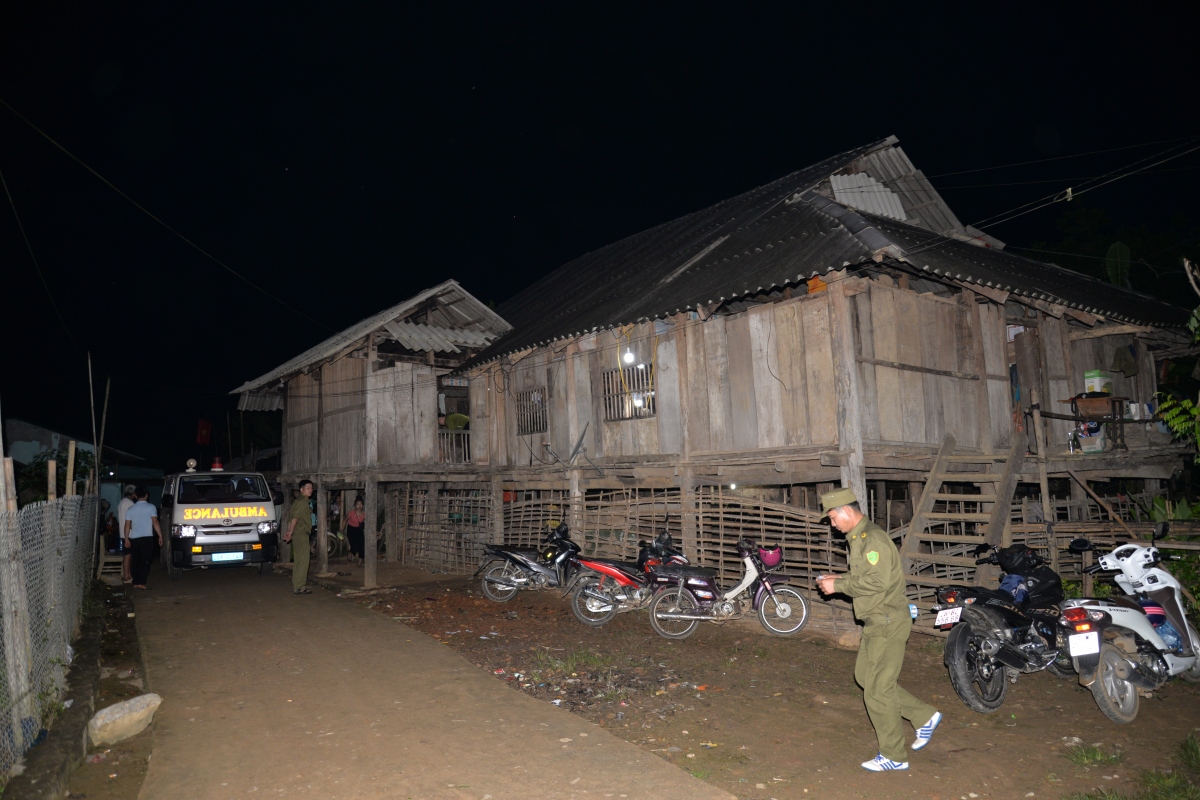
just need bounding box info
[293,587,312,594]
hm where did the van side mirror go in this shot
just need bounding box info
[161,493,174,506]
[1068,538,1092,554]
[272,491,284,505]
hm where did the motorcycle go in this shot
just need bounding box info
[569,531,690,627]
[928,539,1070,714]
[1060,522,1200,724]
[474,521,581,602]
[646,538,809,639]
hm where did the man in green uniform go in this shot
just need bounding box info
[817,487,940,771]
[283,480,314,595]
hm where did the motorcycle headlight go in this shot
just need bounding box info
[257,521,277,535]
[172,524,196,537]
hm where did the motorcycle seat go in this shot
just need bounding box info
[658,564,718,579]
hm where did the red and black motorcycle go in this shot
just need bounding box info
[569,532,689,627]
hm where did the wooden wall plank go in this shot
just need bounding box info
[548,355,569,458]
[979,304,1013,448]
[588,349,606,459]
[702,316,734,451]
[801,297,838,445]
[748,305,785,449]
[917,295,944,445]
[894,291,926,444]
[572,350,596,460]
[654,336,684,454]
[413,364,437,462]
[470,375,489,464]
[869,284,904,442]
[852,292,881,442]
[773,301,810,446]
[684,321,712,452]
[725,314,759,450]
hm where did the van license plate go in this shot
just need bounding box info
[934,607,962,626]
[1068,631,1100,657]
[212,552,243,562]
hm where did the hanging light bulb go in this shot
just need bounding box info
[636,363,645,370]
[730,483,737,490]
[632,392,644,408]
[623,348,635,364]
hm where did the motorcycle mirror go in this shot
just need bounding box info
[638,540,649,549]
[972,543,990,556]
[1153,521,1168,541]
[1067,538,1093,554]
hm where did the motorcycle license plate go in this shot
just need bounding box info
[1068,631,1100,657]
[934,607,962,626]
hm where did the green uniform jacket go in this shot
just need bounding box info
[832,518,907,628]
[289,497,313,536]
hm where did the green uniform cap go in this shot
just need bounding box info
[819,487,859,517]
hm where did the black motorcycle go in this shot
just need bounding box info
[474,521,582,602]
[929,540,1070,713]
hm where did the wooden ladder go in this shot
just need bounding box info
[902,433,1025,635]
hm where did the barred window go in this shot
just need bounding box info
[516,388,548,435]
[602,366,656,421]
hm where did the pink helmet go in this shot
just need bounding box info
[758,545,783,568]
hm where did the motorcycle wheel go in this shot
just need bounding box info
[945,621,1008,713]
[757,586,809,636]
[571,576,619,627]
[1180,659,1200,684]
[648,587,700,640]
[1045,650,1075,679]
[1090,643,1139,723]
[481,561,521,603]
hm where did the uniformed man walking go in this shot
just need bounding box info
[283,480,315,595]
[817,487,941,771]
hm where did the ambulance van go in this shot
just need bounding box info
[160,459,281,579]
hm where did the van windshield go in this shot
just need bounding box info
[178,475,270,503]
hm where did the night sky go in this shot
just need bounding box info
[1,4,1198,470]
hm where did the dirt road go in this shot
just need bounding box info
[133,566,734,800]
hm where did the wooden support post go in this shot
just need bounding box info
[491,476,504,546]
[363,477,378,588]
[1030,390,1057,572]
[316,481,329,576]
[0,497,34,753]
[66,441,77,497]
[4,458,17,512]
[385,487,399,562]
[874,480,888,525]
[1082,549,1094,596]
[401,483,411,564]
[1066,469,1135,538]
[827,274,867,504]
[47,459,57,502]
[680,467,698,556]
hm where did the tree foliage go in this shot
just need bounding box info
[17,447,97,503]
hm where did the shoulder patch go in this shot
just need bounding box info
[866,551,880,565]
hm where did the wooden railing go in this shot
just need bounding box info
[438,430,471,464]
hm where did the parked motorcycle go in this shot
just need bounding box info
[475,521,581,602]
[646,538,809,639]
[929,540,1069,713]
[569,531,690,627]
[1060,522,1200,723]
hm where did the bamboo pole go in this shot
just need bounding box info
[1066,469,1135,538]
[1030,390,1057,571]
[47,459,57,501]
[4,458,17,512]
[65,440,76,496]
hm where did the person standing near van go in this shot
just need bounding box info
[116,485,136,584]
[124,487,162,590]
[816,487,940,772]
[284,480,314,594]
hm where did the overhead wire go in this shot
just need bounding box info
[0,97,333,331]
[0,161,80,350]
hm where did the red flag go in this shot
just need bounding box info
[196,419,213,446]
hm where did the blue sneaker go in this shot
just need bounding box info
[861,753,909,771]
[911,711,942,751]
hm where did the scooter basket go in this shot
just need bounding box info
[758,545,783,569]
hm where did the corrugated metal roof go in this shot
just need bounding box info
[231,280,511,395]
[830,173,907,221]
[463,137,1187,367]
[862,214,1189,327]
[381,320,500,354]
[237,391,285,412]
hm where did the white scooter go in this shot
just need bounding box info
[1061,522,1200,723]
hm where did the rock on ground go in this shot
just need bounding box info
[88,693,162,746]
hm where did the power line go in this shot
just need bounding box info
[936,163,1200,190]
[0,97,333,332]
[0,162,80,350]
[924,135,1200,179]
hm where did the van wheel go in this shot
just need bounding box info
[259,561,274,576]
[167,561,181,581]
